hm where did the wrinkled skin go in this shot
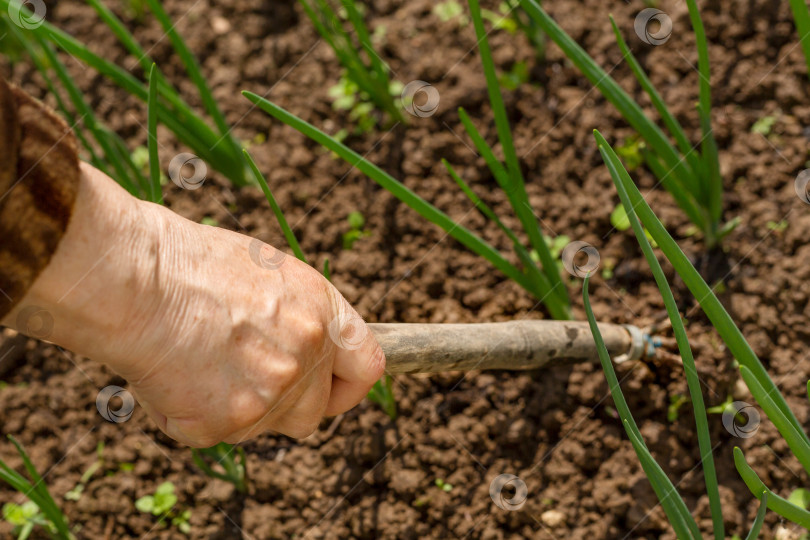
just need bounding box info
[2,163,386,447]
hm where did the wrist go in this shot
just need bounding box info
[2,163,163,368]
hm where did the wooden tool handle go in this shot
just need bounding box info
[368,321,643,374]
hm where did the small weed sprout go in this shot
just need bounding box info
[666,394,689,423]
[3,500,54,539]
[135,481,191,534]
[65,442,105,502]
[367,375,396,420]
[299,0,404,128]
[190,443,247,493]
[328,74,403,139]
[434,0,467,25]
[342,211,371,249]
[788,488,810,510]
[434,478,454,492]
[498,60,529,90]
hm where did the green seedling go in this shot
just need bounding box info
[610,204,657,246]
[367,375,396,420]
[190,443,247,493]
[65,442,105,502]
[616,136,644,171]
[342,211,371,249]
[434,478,453,492]
[200,217,219,227]
[434,0,468,25]
[0,436,72,539]
[498,60,529,91]
[751,115,777,136]
[129,145,170,189]
[2,501,53,540]
[412,495,431,507]
[705,394,734,415]
[480,5,518,33]
[767,220,788,232]
[328,73,403,137]
[601,258,616,280]
[789,488,810,510]
[299,0,404,127]
[135,481,191,534]
[667,394,689,423]
[610,204,631,231]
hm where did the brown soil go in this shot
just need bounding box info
[2,0,810,538]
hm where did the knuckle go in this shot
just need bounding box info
[299,318,325,351]
[273,357,302,393]
[225,391,268,430]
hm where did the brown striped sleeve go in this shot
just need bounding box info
[0,78,80,318]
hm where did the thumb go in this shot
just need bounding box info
[323,300,385,416]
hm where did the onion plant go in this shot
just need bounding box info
[517,0,731,248]
[0,0,250,188]
[593,129,810,533]
[190,443,247,494]
[788,0,810,80]
[299,0,404,128]
[242,0,574,320]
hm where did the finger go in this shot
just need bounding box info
[326,338,385,416]
[324,375,369,416]
[266,367,333,438]
[328,314,386,385]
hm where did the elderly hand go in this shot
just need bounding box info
[2,162,385,447]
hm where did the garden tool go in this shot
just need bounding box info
[369,321,653,374]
